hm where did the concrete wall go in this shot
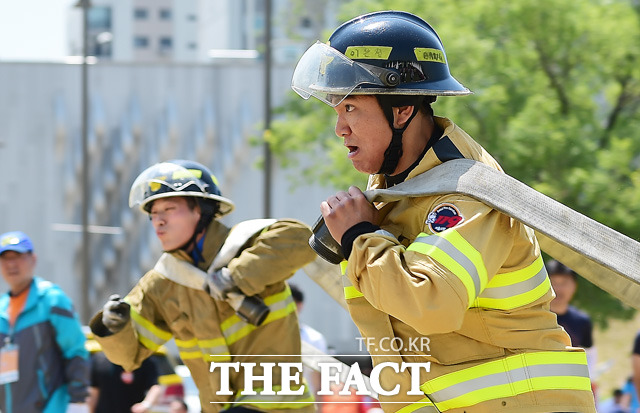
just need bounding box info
[0,59,361,353]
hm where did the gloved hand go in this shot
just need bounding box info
[204,267,238,301]
[102,294,131,334]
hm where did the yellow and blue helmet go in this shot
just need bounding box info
[129,159,234,217]
[292,10,470,107]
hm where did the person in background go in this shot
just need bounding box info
[88,350,162,413]
[169,398,189,413]
[598,388,630,413]
[626,331,640,413]
[0,231,89,412]
[621,377,638,412]
[89,160,316,412]
[290,283,329,404]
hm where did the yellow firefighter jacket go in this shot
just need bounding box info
[343,117,596,413]
[91,218,317,412]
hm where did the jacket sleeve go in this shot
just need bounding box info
[90,274,165,372]
[346,195,518,335]
[46,287,90,402]
[228,219,316,296]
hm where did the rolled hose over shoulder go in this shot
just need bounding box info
[308,159,640,309]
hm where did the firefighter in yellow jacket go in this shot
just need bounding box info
[292,11,596,413]
[89,159,316,412]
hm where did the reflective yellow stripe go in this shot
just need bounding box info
[179,350,205,360]
[342,274,364,299]
[233,384,314,408]
[174,337,198,348]
[340,260,348,275]
[341,261,365,299]
[199,337,227,347]
[158,373,182,386]
[407,231,487,307]
[420,351,591,411]
[473,255,551,310]
[174,334,231,362]
[264,286,291,306]
[395,397,439,413]
[129,307,172,351]
[344,285,364,299]
[178,349,230,362]
[221,288,296,345]
[204,353,232,362]
[137,335,161,352]
[175,336,227,350]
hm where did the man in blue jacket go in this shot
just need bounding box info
[0,231,89,412]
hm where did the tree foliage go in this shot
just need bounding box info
[268,0,640,326]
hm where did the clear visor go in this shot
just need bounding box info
[128,162,208,208]
[292,41,396,107]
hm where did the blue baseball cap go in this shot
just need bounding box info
[0,231,34,255]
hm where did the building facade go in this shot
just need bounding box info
[67,0,338,64]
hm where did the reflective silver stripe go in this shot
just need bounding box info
[176,342,198,353]
[222,294,293,339]
[200,344,230,354]
[413,235,481,297]
[429,363,589,403]
[478,266,548,299]
[375,229,396,239]
[131,320,167,348]
[175,337,229,354]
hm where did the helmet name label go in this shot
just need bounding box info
[344,46,392,60]
[414,48,446,64]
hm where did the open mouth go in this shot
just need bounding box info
[346,145,358,157]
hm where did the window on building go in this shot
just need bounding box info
[159,37,173,50]
[134,8,148,19]
[187,14,197,22]
[88,6,112,30]
[187,42,197,50]
[134,36,149,48]
[159,9,172,20]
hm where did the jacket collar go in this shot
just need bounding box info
[170,219,230,271]
[369,116,456,190]
[0,276,47,318]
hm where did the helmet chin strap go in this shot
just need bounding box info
[376,105,420,175]
[171,200,217,262]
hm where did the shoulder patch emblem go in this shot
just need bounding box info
[426,203,464,233]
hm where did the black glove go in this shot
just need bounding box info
[204,267,238,301]
[102,294,130,334]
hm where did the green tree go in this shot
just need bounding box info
[268,0,640,326]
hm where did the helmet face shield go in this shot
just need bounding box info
[129,162,210,209]
[292,42,395,107]
[130,161,235,216]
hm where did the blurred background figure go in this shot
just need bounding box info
[88,350,162,413]
[622,331,640,413]
[0,230,89,412]
[290,283,329,406]
[169,398,189,413]
[598,388,630,413]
